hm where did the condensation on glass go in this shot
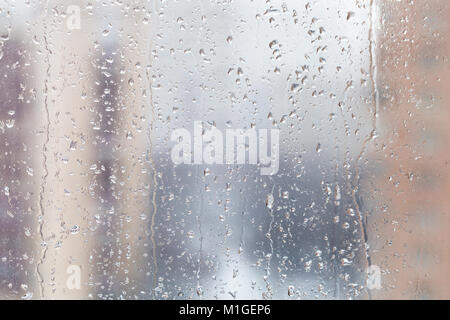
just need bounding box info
[0,0,448,300]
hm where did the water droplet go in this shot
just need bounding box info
[266,193,274,209]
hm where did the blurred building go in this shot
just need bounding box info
[0,1,155,299]
[367,0,450,299]
[0,36,36,299]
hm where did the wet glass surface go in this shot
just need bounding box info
[0,0,448,299]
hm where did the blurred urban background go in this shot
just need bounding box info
[0,0,448,299]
